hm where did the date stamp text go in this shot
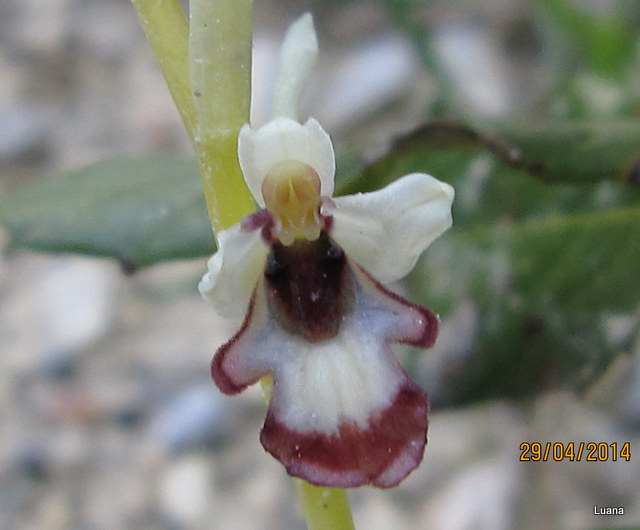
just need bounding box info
[519,442,631,462]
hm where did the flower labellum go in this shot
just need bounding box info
[199,13,454,488]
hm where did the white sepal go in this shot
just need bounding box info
[238,117,335,206]
[198,224,269,318]
[273,13,318,120]
[327,173,454,284]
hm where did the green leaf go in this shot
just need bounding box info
[0,156,214,270]
[509,206,640,311]
[337,121,640,194]
[502,122,640,185]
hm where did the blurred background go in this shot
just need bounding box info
[1,0,639,528]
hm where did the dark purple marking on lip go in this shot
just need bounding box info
[260,382,429,488]
[264,232,353,342]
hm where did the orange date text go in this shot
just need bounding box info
[519,442,631,462]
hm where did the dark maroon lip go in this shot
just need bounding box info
[264,232,353,342]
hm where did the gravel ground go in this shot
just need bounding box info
[1,1,639,529]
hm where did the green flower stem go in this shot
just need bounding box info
[131,0,197,140]
[189,0,255,231]
[295,480,356,530]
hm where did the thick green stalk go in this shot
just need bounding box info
[189,0,255,231]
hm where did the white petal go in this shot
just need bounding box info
[198,224,268,318]
[238,117,335,206]
[327,173,454,284]
[273,13,318,120]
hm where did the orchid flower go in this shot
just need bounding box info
[199,14,454,488]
